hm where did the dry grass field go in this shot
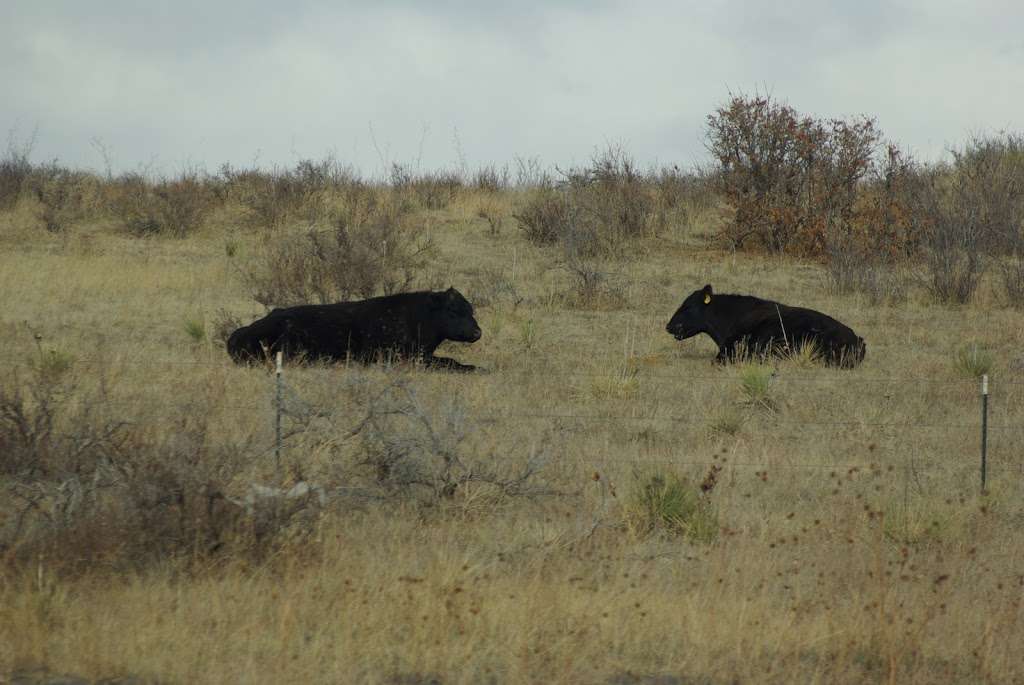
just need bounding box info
[1,164,1023,684]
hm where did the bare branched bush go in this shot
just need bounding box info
[466,266,520,308]
[212,309,243,348]
[825,238,909,304]
[562,145,661,249]
[826,145,918,303]
[246,169,320,229]
[999,254,1024,306]
[217,164,274,207]
[561,227,626,308]
[514,183,572,245]
[0,366,76,480]
[0,364,289,572]
[391,164,464,210]
[910,170,987,304]
[0,362,132,561]
[650,164,717,213]
[565,252,607,305]
[0,131,35,210]
[956,133,1024,255]
[472,164,510,192]
[476,199,505,236]
[959,134,1024,304]
[646,164,723,241]
[905,135,1024,304]
[26,164,105,233]
[113,171,216,237]
[246,197,435,308]
[516,145,659,256]
[513,155,548,188]
[224,157,361,230]
[347,379,549,501]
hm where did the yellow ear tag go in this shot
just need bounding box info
[703,294,711,304]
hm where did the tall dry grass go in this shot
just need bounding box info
[1,154,1023,684]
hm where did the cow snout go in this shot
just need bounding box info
[469,325,482,342]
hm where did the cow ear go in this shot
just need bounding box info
[702,284,713,305]
[446,287,458,301]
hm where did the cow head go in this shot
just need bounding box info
[666,284,713,340]
[434,287,483,343]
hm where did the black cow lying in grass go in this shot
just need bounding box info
[227,288,482,372]
[666,284,865,368]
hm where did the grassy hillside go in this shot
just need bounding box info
[1,158,1023,684]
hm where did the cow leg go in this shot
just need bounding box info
[821,338,858,367]
[424,355,478,373]
[715,341,738,364]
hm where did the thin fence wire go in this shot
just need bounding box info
[4,355,1022,387]
[261,376,1020,477]
[581,456,1024,473]
[8,362,1019,430]
[16,394,1020,432]
[4,352,1019,479]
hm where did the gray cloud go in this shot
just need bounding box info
[2,0,1022,175]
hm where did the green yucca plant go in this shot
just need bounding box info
[32,348,74,383]
[184,318,207,344]
[738,363,776,409]
[782,339,822,368]
[624,469,718,543]
[710,405,746,436]
[954,343,994,379]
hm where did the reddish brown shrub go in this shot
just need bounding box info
[706,93,881,256]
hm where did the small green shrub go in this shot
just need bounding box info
[590,365,640,400]
[738,363,775,409]
[781,339,822,369]
[710,405,745,436]
[954,343,994,379]
[184,318,207,344]
[879,480,988,546]
[31,348,75,383]
[623,469,718,543]
[518,318,537,350]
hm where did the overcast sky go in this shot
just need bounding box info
[3,1,1022,177]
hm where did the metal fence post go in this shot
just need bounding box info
[981,374,989,494]
[275,350,283,474]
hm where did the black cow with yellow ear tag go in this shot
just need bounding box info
[666,284,866,368]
